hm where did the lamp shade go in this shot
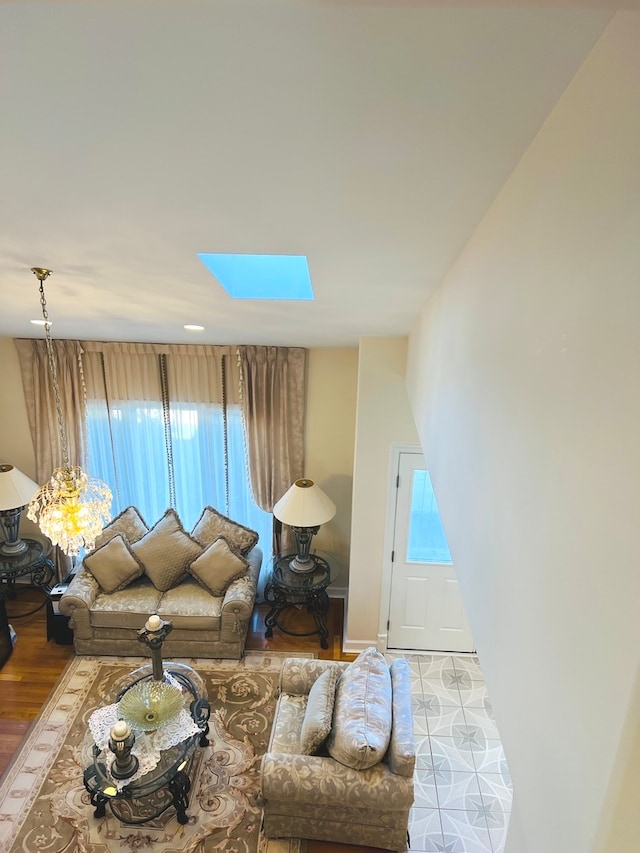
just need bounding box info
[273,479,336,528]
[0,464,39,511]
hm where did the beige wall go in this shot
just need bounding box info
[304,347,358,588]
[0,338,35,476]
[406,13,640,853]
[345,336,419,651]
[0,338,41,539]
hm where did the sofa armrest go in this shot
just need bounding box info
[388,658,416,778]
[279,659,346,696]
[58,565,100,639]
[261,753,414,810]
[59,565,99,613]
[220,545,262,640]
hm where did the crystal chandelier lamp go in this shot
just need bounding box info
[27,267,112,556]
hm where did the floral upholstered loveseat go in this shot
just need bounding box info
[59,506,262,659]
[261,648,415,851]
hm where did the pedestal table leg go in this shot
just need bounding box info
[169,769,191,825]
[264,583,287,638]
[89,790,108,818]
[308,590,330,649]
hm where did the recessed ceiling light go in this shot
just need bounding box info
[184,324,205,331]
[197,253,314,300]
[30,319,52,326]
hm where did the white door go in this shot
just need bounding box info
[387,451,474,653]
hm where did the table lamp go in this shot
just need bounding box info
[0,464,39,556]
[273,478,336,573]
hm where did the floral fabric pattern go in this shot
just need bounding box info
[191,506,259,555]
[261,655,415,852]
[299,667,340,755]
[93,505,149,550]
[327,646,392,770]
[59,541,262,658]
[279,658,345,695]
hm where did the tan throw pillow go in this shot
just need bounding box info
[132,509,203,592]
[327,646,392,771]
[83,533,145,594]
[191,506,259,555]
[189,536,250,596]
[93,506,148,550]
[299,666,340,755]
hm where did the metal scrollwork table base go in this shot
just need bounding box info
[264,553,337,650]
[0,537,55,618]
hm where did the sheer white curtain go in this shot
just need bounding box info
[82,342,271,551]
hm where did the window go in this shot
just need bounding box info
[86,399,272,551]
[407,470,452,564]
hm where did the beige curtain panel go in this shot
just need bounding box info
[14,338,87,579]
[238,345,306,553]
[81,342,240,405]
[14,339,87,480]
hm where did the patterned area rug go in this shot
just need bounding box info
[0,652,311,853]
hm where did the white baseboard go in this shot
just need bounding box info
[328,585,347,600]
[342,637,379,654]
[328,587,380,656]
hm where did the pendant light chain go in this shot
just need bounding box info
[28,266,112,556]
[37,274,70,469]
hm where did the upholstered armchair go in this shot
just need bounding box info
[261,650,415,851]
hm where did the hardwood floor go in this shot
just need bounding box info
[0,589,74,752]
[0,588,375,853]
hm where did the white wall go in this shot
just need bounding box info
[406,13,640,853]
[345,336,419,650]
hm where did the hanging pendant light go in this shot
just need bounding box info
[26,267,112,556]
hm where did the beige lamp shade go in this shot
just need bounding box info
[273,479,336,527]
[0,464,40,556]
[0,464,39,510]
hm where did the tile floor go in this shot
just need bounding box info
[388,652,512,853]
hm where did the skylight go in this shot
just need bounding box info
[197,253,314,300]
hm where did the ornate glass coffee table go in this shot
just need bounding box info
[82,661,210,825]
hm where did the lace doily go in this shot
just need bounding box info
[88,677,202,791]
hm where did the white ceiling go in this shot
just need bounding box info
[0,1,615,347]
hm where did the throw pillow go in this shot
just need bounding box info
[132,508,203,592]
[93,506,148,550]
[189,536,250,596]
[191,506,258,555]
[83,533,145,594]
[299,666,340,755]
[326,646,392,771]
